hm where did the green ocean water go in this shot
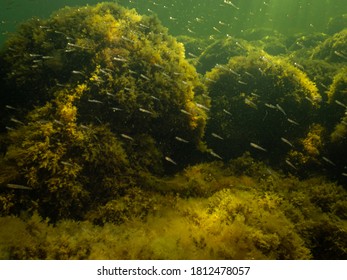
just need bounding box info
[0,1,347,260]
[1,0,346,45]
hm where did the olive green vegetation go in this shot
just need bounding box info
[0,2,209,222]
[0,2,347,260]
[0,2,208,166]
[0,155,346,260]
[204,51,321,166]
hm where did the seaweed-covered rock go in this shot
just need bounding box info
[0,2,208,167]
[311,28,347,62]
[0,86,134,221]
[0,2,209,220]
[196,36,252,74]
[204,52,321,167]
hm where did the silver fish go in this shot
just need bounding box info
[61,161,74,167]
[285,160,297,170]
[281,137,293,147]
[211,133,224,140]
[175,136,189,143]
[121,134,134,141]
[139,108,153,114]
[245,98,257,109]
[165,156,177,165]
[287,118,299,126]
[6,184,32,190]
[322,157,336,166]
[195,103,210,111]
[250,142,267,152]
[223,109,232,115]
[88,99,103,104]
[335,100,347,109]
[276,104,286,115]
[209,150,223,160]
[180,109,192,116]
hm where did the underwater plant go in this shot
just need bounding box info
[0,2,212,219]
[0,2,209,170]
[196,36,252,74]
[204,51,321,167]
[311,28,347,63]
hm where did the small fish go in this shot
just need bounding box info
[293,62,304,70]
[334,50,347,60]
[212,26,221,33]
[10,118,24,125]
[209,150,223,160]
[5,105,17,110]
[139,108,153,114]
[235,41,245,50]
[285,160,297,170]
[223,109,232,116]
[153,63,164,69]
[106,92,116,97]
[281,137,293,147]
[276,104,287,115]
[72,70,85,76]
[140,73,150,81]
[224,0,240,10]
[250,92,260,98]
[322,156,336,166]
[6,184,32,190]
[113,56,127,62]
[150,95,160,101]
[250,142,267,152]
[175,136,189,143]
[211,133,224,140]
[88,99,103,104]
[139,23,150,29]
[335,100,347,109]
[245,71,255,78]
[341,173,347,177]
[165,156,177,165]
[188,52,198,58]
[111,107,122,112]
[121,35,134,43]
[61,161,74,167]
[258,67,265,75]
[29,53,41,57]
[305,96,314,104]
[264,103,277,110]
[195,103,209,111]
[205,77,217,83]
[121,134,134,141]
[238,80,247,85]
[287,118,300,125]
[67,42,85,49]
[245,98,257,109]
[180,109,192,116]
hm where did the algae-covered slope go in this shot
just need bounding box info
[0,155,346,260]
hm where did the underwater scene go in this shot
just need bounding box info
[0,0,346,260]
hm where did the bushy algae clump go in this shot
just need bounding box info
[204,51,321,168]
[0,2,208,220]
[0,2,208,165]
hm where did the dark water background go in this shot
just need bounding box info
[1,0,347,46]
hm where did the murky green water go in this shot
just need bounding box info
[1,0,346,45]
[0,0,346,260]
